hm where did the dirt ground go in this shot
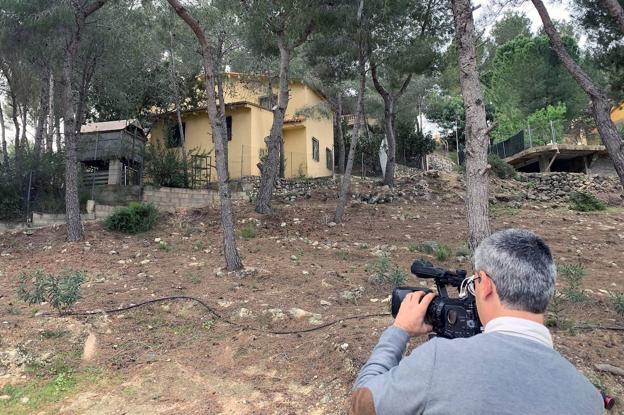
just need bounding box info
[1,173,623,414]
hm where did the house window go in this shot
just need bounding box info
[326,148,333,170]
[226,116,233,141]
[259,94,277,110]
[167,122,185,148]
[312,137,319,162]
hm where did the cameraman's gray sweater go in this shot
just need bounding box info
[351,317,603,415]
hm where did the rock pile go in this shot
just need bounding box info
[241,176,337,202]
[427,153,456,172]
[521,173,622,203]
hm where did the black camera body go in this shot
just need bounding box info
[391,260,482,339]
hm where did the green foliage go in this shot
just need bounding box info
[488,154,516,179]
[545,291,568,328]
[455,245,471,257]
[526,103,567,145]
[104,203,159,234]
[144,141,191,188]
[609,291,624,317]
[434,244,452,262]
[486,34,587,143]
[410,241,437,254]
[568,192,606,212]
[558,264,588,302]
[239,224,257,240]
[490,12,532,46]
[17,269,86,314]
[193,241,207,252]
[368,256,407,287]
[158,240,170,251]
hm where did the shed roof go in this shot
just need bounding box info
[81,119,143,134]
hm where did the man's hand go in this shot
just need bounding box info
[393,291,436,337]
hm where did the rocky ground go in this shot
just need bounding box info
[0,171,623,414]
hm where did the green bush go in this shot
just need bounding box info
[17,269,86,314]
[558,263,588,302]
[104,203,159,234]
[409,241,437,254]
[610,291,624,317]
[434,244,452,262]
[239,223,257,239]
[568,191,606,212]
[0,185,22,220]
[488,154,516,179]
[368,256,407,287]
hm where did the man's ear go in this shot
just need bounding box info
[478,271,493,299]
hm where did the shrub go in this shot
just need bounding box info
[368,256,407,287]
[239,223,256,239]
[434,244,452,262]
[104,203,159,234]
[568,191,606,212]
[488,154,516,179]
[410,241,438,255]
[558,263,588,302]
[610,291,624,317]
[17,269,86,314]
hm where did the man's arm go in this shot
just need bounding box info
[351,332,437,414]
[353,326,410,389]
[350,291,436,415]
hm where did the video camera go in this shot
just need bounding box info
[391,260,482,339]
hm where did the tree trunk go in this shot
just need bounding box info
[168,29,187,161]
[62,28,84,242]
[0,101,7,168]
[215,70,229,177]
[601,0,624,33]
[166,0,243,271]
[34,80,49,157]
[61,0,110,242]
[55,116,62,151]
[20,106,28,151]
[9,89,20,170]
[451,0,491,250]
[335,48,366,223]
[46,73,55,152]
[255,33,290,214]
[383,99,397,186]
[531,0,624,188]
[336,94,345,174]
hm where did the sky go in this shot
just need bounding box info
[475,0,571,35]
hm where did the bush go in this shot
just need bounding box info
[239,223,256,239]
[17,269,86,314]
[610,291,624,317]
[568,191,606,212]
[558,263,588,302]
[488,154,516,179]
[104,203,159,234]
[368,256,407,287]
[434,244,452,262]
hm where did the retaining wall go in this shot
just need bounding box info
[142,186,248,211]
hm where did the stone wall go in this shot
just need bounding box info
[520,172,622,202]
[32,212,96,227]
[143,186,248,211]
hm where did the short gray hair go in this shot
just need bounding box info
[474,229,556,313]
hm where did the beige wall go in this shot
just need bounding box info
[149,77,334,180]
[150,107,253,180]
[303,85,334,178]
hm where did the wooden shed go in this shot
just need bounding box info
[78,120,146,187]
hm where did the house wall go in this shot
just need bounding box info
[303,85,334,178]
[223,75,308,119]
[150,107,252,180]
[612,102,624,126]
[150,77,334,179]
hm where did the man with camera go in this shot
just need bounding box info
[351,229,603,414]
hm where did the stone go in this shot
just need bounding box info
[82,333,97,362]
[290,255,298,261]
[0,395,10,400]
[320,300,331,306]
[238,308,252,318]
[218,300,233,308]
[328,222,336,227]
[266,308,286,321]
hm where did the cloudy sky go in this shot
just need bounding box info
[474,0,571,35]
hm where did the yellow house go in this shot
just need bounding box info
[612,101,624,127]
[150,73,334,181]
